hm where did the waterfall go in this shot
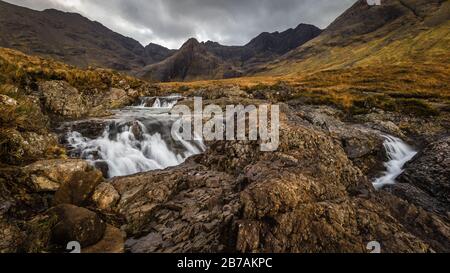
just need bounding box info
[137,95,181,108]
[64,96,205,178]
[373,135,417,189]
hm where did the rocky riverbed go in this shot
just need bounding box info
[1,81,449,253]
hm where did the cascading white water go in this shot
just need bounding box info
[64,96,205,178]
[152,97,179,108]
[373,135,417,189]
[137,95,181,108]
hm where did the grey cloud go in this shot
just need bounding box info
[4,0,357,49]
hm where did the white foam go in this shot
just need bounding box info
[66,108,204,178]
[373,135,417,189]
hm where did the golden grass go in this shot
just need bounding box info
[263,21,450,77]
[0,48,146,94]
[158,61,449,117]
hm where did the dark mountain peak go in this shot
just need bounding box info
[295,23,316,29]
[182,38,201,48]
[246,23,321,55]
[139,22,321,82]
[145,43,170,51]
[43,8,69,14]
[266,0,449,75]
[0,0,169,71]
[325,0,446,38]
[143,43,175,64]
[204,40,221,47]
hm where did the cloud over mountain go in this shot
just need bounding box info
[5,0,356,48]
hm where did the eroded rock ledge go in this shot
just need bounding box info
[99,105,449,253]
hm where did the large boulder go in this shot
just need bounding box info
[0,129,60,165]
[23,159,93,192]
[104,88,132,109]
[91,183,120,211]
[48,204,106,248]
[83,225,125,253]
[53,170,104,207]
[39,81,87,118]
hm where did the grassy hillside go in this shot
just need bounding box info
[0,47,146,94]
[260,0,450,76]
[159,61,450,117]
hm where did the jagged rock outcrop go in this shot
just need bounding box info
[100,103,450,253]
[294,105,387,175]
[53,170,104,207]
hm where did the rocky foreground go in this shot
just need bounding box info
[1,77,449,253]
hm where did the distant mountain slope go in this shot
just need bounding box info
[0,0,174,72]
[262,0,450,76]
[139,24,321,82]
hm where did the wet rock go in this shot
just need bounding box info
[48,204,106,248]
[385,183,446,215]
[136,97,156,107]
[23,159,93,192]
[378,193,450,252]
[53,170,104,206]
[126,232,164,253]
[39,81,87,118]
[94,161,110,178]
[131,121,144,141]
[59,120,109,140]
[83,225,125,253]
[339,127,386,175]
[397,136,450,212]
[91,183,120,211]
[354,111,448,146]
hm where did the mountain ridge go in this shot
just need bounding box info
[138,24,322,81]
[260,0,450,76]
[0,0,322,81]
[0,0,162,71]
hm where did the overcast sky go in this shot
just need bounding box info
[5,0,357,49]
